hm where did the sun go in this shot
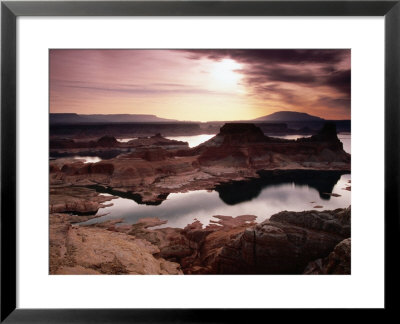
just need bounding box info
[210,59,242,90]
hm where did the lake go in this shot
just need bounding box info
[166,133,351,153]
[72,156,103,163]
[73,133,350,163]
[80,171,351,229]
[166,134,215,148]
[73,134,351,229]
[117,137,137,143]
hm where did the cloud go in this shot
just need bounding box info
[50,49,351,119]
[51,80,231,97]
[316,96,351,109]
[324,69,351,96]
[244,65,318,85]
[182,49,351,114]
[184,49,348,65]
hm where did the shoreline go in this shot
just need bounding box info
[50,203,351,275]
[49,122,351,275]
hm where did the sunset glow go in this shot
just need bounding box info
[50,49,351,121]
[210,59,243,90]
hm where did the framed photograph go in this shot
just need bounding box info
[1,0,399,321]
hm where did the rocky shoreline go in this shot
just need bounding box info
[50,123,350,204]
[50,189,351,275]
[49,122,351,275]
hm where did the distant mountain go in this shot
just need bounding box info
[50,113,92,124]
[253,111,325,122]
[50,113,178,124]
[85,114,178,123]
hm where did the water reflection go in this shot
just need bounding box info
[73,156,103,164]
[166,134,215,148]
[338,134,351,154]
[168,133,351,153]
[86,185,168,206]
[117,137,137,143]
[50,150,123,160]
[81,172,351,228]
[216,170,349,203]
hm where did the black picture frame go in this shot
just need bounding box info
[1,0,399,322]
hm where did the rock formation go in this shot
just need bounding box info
[49,186,116,214]
[211,207,351,274]
[50,123,350,205]
[49,182,351,275]
[49,123,351,275]
[303,238,351,274]
[196,122,349,169]
[50,134,188,159]
[50,213,182,275]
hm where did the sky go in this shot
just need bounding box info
[50,49,350,122]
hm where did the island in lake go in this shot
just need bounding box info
[49,49,351,275]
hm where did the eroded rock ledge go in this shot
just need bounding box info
[50,213,182,275]
[50,205,351,275]
[49,123,351,275]
[50,123,350,204]
[49,186,116,215]
[214,207,350,274]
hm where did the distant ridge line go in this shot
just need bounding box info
[253,111,325,122]
[49,111,348,124]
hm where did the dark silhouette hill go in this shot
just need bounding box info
[253,111,325,122]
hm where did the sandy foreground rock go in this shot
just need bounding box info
[49,123,351,275]
[50,205,351,275]
[50,214,182,275]
[49,186,116,214]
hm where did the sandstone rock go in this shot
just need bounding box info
[49,214,182,275]
[50,138,76,149]
[208,207,350,274]
[50,134,189,161]
[175,215,257,273]
[49,122,352,275]
[143,148,168,161]
[308,122,341,143]
[304,238,351,274]
[67,227,182,274]
[49,214,72,273]
[50,123,350,205]
[90,163,114,175]
[269,207,350,237]
[50,164,60,173]
[127,218,194,262]
[96,135,118,147]
[50,198,351,274]
[195,123,350,169]
[55,266,102,275]
[49,186,116,214]
[216,123,268,145]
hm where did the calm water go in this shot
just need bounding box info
[117,137,137,143]
[338,134,351,154]
[72,156,103,163]
[165,134,215,148]
[81,172,351,228]
[114,133,351,153]
[72,134,351,228]
[117,135,215,147]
